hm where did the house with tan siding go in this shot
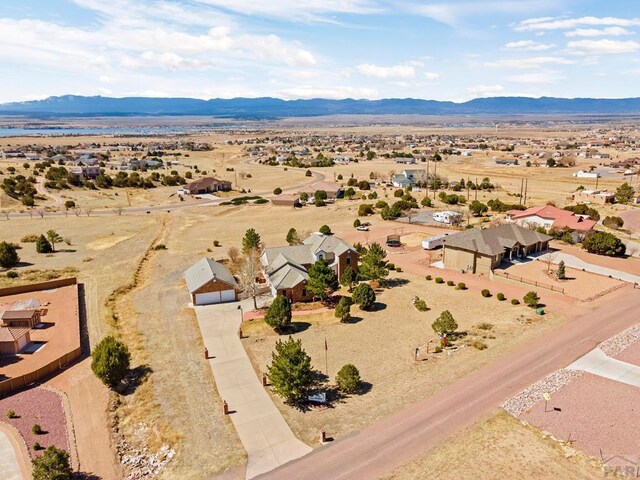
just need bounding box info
[442,224,551,274]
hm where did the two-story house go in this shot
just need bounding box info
[261,233,359,302]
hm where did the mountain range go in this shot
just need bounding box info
[2,95,640,117]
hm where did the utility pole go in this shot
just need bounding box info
[433,160,438,199]
[426,158,430,197]
[524,178,529,205]
[466,177,470,200]
[595,175,599,190]
[519,178,524,205]
[475,177,478,201]
[235,170,238,189]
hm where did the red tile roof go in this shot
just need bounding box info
[506,205,596,232]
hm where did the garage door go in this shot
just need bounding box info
[195,290,236,305]
[220,289,236,303]
[195,292,221,305]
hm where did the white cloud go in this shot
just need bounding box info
[467,84,504,97]
[506,71,565,84]
[279,85,379,99]
[411,1,557,27]
[565,27,634,37]
[0,6,317,75]
[504,40,555,51]
[565,39,640,55]
[424,72,441,80]
[485,56,573,68]
[515,16,640,32]
[195,0,381,21]
[356,63,416,79]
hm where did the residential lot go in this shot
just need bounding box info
[2,121,640,479]
[241,268,567,445]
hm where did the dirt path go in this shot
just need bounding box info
[256,286,640,480]
[113,212,245,478]
[47,359,121,479]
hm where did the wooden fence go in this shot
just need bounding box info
[493,270,564,293]
[0,278,81,396]
[0,347,81,396]
[0,277,77,297]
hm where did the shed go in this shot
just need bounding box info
[1,310,41,329]
[185,258,239,305]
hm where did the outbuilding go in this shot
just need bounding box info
[0,327,31,355]
[185,258,239,305]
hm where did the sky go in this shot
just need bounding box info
[1,0,639,103]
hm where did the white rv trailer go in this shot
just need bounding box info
[422,233,449,250]
[432,211,462,225]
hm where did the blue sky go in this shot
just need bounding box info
[1,0,639,102]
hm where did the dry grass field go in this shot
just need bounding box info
[383,410,612,480]
[241,267,566,446]
[2,124,639,478]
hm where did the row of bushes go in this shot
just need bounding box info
[426,275,466,290]
[425,275,538,306]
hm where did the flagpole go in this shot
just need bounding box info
[324,337,328,378]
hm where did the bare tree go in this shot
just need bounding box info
[112,205,123,215]
[2,211,9,220]
[85,208,93,217]
[406,208,418,224]
[544,251,559,274]
[73,208,82,217]
[36,208,45,218]
[227,246,242,275]
[238,249,262,309]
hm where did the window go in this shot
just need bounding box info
[346,257,351,265]
[302,289,307,297]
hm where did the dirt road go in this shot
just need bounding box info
[256,286,640,480]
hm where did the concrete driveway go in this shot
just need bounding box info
[568,348,640,387]
[0,430,23,480]
[530,251,640,284]
[193,299,311,479]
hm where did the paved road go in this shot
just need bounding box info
[534,251,640,284]
[568,348,640,387]
[256,287,640,480]
[0,430,23,480]
[193,299,311,479]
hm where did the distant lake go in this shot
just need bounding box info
[0,125,246,137]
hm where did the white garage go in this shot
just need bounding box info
[194,289,236,305]
[185,258,239,306]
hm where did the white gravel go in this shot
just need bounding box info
[598,323,640,357]
[501,369,583,417]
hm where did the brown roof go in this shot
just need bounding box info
[2,310,38,321]
[298,181,341,196]
[443,224,551,256]
[184,177,231,191]
[0,326,30,342]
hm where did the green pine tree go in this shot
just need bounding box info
[335,296,352,323]
[265,296,292,333]
[358,242,389,281]
[35,234,53,254]
[352,283,376,310]
[268,337,313,403]
[556,260,566,279]
[32,446,73,480]
[91,336,131,388]
[431,310,458,336]
[242,228,261,253]
[307,258,338,300]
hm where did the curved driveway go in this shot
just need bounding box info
[0,430,23,480]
